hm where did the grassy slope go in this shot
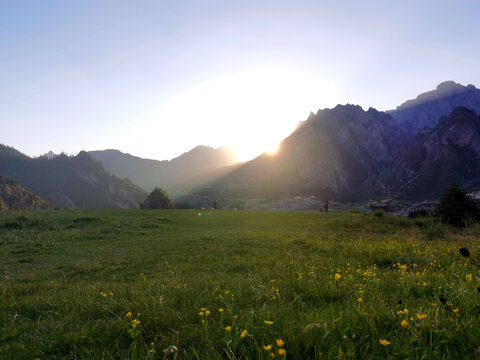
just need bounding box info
[0,210,479,359]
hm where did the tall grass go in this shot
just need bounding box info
[0,210,479,359]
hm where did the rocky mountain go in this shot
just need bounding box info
[388,81,480,135]
[198,105,407,201]
[0,144,146,209]
[386,107,480,198]
[0,173,51,210]
[89,145,239,196]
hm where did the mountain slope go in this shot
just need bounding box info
[198,105,406,201]
[89,146,238,196]
[0,145,146,209]
[388,81,480,135]
[387,106,480,198]
[0,173,51,210]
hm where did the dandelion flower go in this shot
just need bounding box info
[219,308,224,312]
[199,312,204,316]
[126,312,132,318]
[453,308,459,314]
[276,339,284,347]
[400,320,408,328]
[278,349,286,356]
[240,329,248,338]
[416,314,426,320]
[264,320,273,325]
[225,326,231,332]
[357,298,363,303]
[334,273,342,280]
[270,353,275,358]
[205,310,210,316]
[263,345,272,351]
[379,339,390,346]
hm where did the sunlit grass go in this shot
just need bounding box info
[0,210,479,359]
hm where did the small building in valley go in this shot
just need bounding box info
[370,202,389,213]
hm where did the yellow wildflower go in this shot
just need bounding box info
[278,349,286,356]
[205,310,210,316]
[357,298,363,303]
[263,345,272,351]
[270,353,275,358]
[400,320,408,328]
[264,320,273,325]
[276,339,284,347]
[225,326,231,332]
[199,312,204,316]
[132,319,141,327]
[240,329,248,338]
[126,311,132,318]
[219,308,224,312]
[416,314,426,320]
[109,292,113,296]
[452,308,459,314]
[379,339,391,346]
[334,273,342,280]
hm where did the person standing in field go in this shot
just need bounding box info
[323,200,329,213]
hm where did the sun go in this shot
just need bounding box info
[146,65,338,161]
[265,143,279,155]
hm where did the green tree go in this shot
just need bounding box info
[437,181,479,227]
[140,187,175,209]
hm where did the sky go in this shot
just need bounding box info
[1,0,479,162]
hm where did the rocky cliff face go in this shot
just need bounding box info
[0,173,51,210]
[387,107,480,198]
[199,105,406,201]
[0,145,146,209]
[388,81,480,135]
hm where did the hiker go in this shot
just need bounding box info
[323,200,329,213]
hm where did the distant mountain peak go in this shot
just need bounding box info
[435,80,465,93]
[389,81,480,134]
[41,150,57,160]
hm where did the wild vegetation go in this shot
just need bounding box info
[1,209,480,359]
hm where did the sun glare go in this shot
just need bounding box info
[145,66,338,161]
[265,143,279,155]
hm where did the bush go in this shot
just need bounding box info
[437,182,480,227]
[420,220,446,240]
[408,209,429,219]
[140,187,175,209]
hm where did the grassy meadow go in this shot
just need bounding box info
[1,209,480,359]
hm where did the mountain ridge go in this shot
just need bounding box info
[0,144,146,209]
[89,145,238,196]
[388,81,480,135]
[0,173,52,210]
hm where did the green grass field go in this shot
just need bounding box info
[1,209,480,359]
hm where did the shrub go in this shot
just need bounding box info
[437,182,480,227]
[408,209,429,219]
[140,187,175,209]
[420,220,446,240]
[3,221,22,229]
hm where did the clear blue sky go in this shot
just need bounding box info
[1,0,479,161]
